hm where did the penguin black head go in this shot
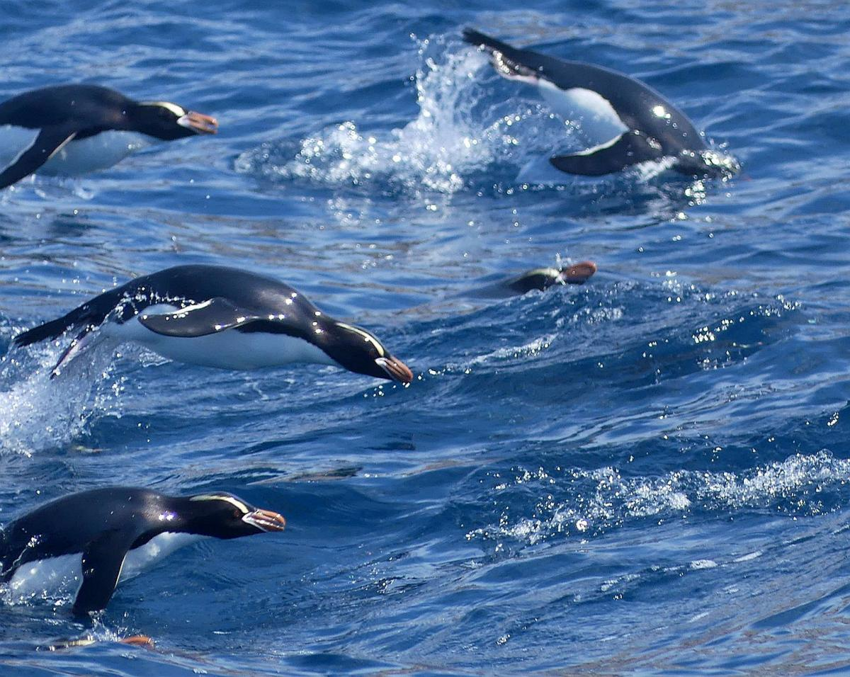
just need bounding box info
[129,101,218,140]
[321,321,414,384]
[182,492,286,539]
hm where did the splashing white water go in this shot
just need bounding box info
[471,451,850,545]
[0,339,123,456]
[237,43,494,194]
[236,36,573,195]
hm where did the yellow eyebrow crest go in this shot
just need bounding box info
[139,101,186,117]
[190,494,249,513]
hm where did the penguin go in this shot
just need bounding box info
[471,260,597,299]
[505,260,597,295]
[0,487,286,615]
[463,29,737,178]
[12,264,414,383]
[0,84,218,189]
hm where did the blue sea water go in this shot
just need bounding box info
[0,0,849,673]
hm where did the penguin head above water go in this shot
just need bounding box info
[181,493,286,539]
[318,321,414,384]
[130,101,218,140]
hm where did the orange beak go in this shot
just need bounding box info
[376,356,414,384]
[177,111,219,135]
[559,261,597,285]
[242,508,287,532]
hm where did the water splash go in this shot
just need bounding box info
[0,338,124,456]
[471,451,850,546]
[236,35,577,196]
[238,40,494,194]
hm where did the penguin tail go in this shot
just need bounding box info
[462,29,515,55]
[13,315,81,348]
[462,29,539,82]
[12,298,109,349]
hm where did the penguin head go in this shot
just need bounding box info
[183,493,286,539]
[131,101,218,140]
[509,261,597,294]
[320,321,413,384]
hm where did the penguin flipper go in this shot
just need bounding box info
[138,297,260,338]
[73,529,136,615]
[550,130,665,176]
[0,126,77,189]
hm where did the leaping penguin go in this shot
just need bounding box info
[12,264,414,383]
[463,29,737,178]
[0,84,218,189]
[470,260,597,298]
[0,487,285,615]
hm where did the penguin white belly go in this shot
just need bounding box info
[0,125,40,173]
[536,80,628,145]
[40,131,155,176]
[120,532,204,582]
[3,533,203,604]
[6,553,83,601]
[106,304,338,370]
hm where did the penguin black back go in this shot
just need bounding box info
[0,85,132,131]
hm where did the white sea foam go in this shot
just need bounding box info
[469,334,557,367]
[471,451,850,545]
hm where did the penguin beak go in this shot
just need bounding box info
[177,111,219,135]
[242,509,287,532]
[558,260,597,285]
[375,356,413,384]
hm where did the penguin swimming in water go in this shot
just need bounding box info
[472,260,597,299]
[463,29,737,178]
[0,84,218,189]
[12,264,413,383]
[0,487,285,615]
[504,260,597,295]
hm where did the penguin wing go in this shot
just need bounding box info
[74,528,138,614]
[0,125,77,189]
[138,298,263,337]
[550,130,665,176]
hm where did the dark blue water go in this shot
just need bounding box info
[1,0,849,673]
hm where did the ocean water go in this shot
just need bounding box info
[0,0,849,673]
